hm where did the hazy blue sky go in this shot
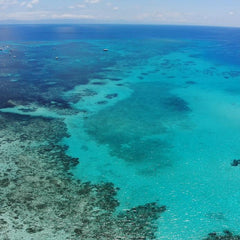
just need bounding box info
[0,0,240,26]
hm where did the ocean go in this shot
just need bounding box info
[1,24,240,239]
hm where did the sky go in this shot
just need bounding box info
[0,0,240,27]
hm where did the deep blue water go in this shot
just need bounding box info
[2,24,240,239]
[1,24,240,41]
[1,24,240,67]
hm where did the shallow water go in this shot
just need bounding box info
[64,48,240,239]
[1,25,240,239]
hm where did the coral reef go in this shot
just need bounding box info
[105,93,118,99]
[204,230,240,240]
[0,112,166,239]
[231,159,240,166]
[84,82,189,167]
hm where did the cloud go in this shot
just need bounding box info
[134,11,196,24]
[68,4,86,9]
[0,0,17,5]
[0,0,18,9]
[51,13,95,19]
[113,6,119,11]
[85,0,100,4]
[20,1,27,6]
[0,10,95,21]
[26,0,39,8]
[77,4,86,8]
[0,10,47,20]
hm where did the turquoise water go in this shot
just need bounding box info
[63,42,240,239]
[2,25,240,239]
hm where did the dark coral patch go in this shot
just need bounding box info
[204,230,240,240]
[97,100,108,105]
[185,80,196,85]
[164,96,191,112]
[117,203,166,239]
[105,93,118,99]
[91,81,106,85]
[110,78,122,81]
[231,159,240,166]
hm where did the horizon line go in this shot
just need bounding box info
[0,22,240,29]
